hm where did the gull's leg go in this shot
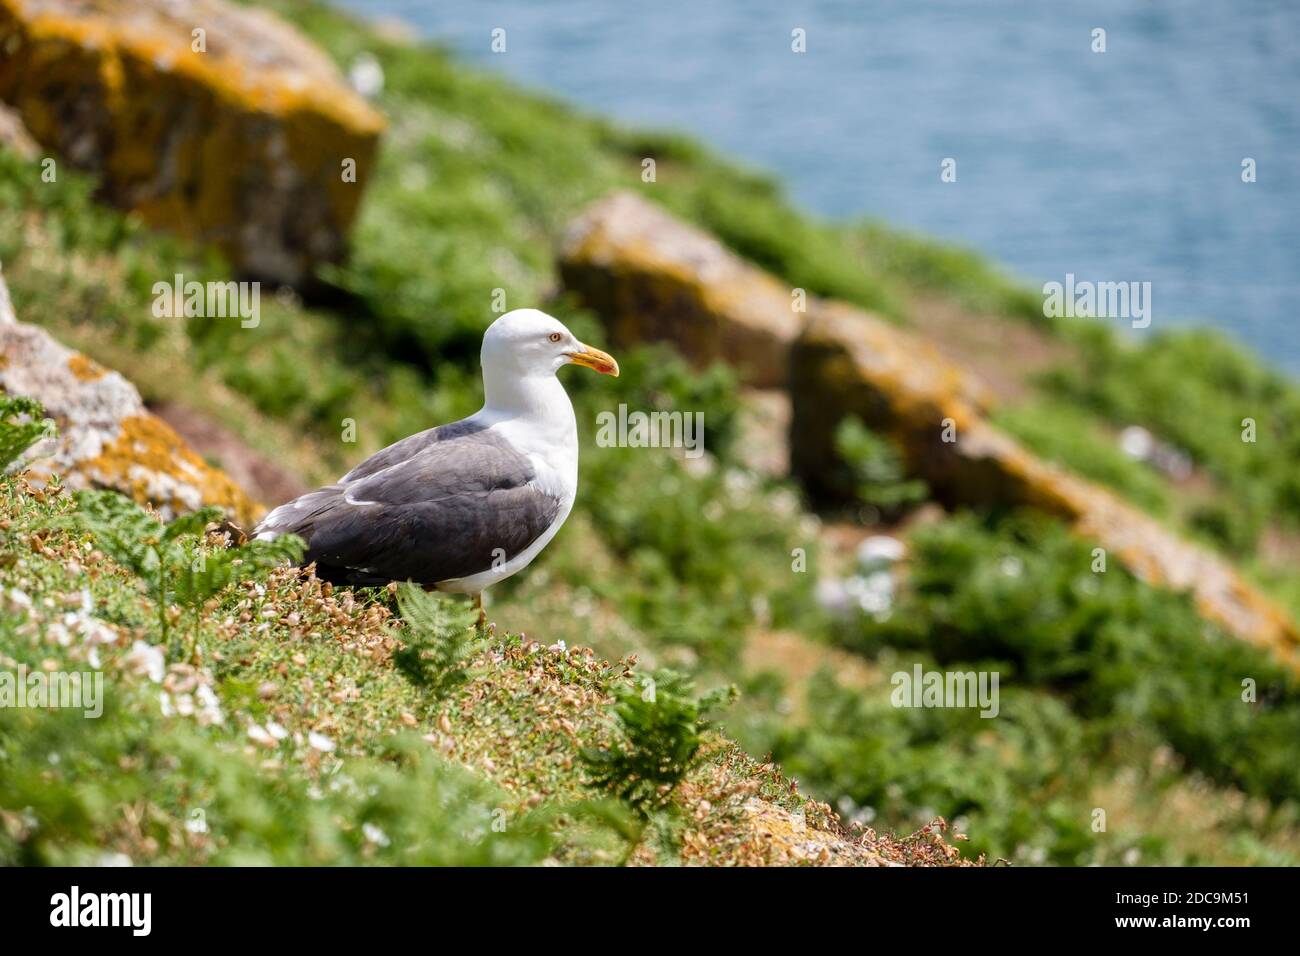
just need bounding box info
[473,592,486,628]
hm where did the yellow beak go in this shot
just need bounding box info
[566,343,620,377]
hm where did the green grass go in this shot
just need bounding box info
[764,510,1300,864]
[993,399,1172,516]
[0,478,543,864]
[1041,323,1300,534]
[2,474,928,865]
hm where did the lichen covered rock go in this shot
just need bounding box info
[791,307,1300,669]
[560,192,805,387]
[790,301,998,504]
[557,194,1299,666]
[0,0,384,284]
[1,272,261,525]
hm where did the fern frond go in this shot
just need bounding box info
[160,507,222,544]
[582,669,737,817]
[72,489,164,580]
[0,395,54,471]
[394,584,483,700]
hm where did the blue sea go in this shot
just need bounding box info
[340,0,1300,372]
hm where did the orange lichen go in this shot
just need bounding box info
[2,0,383,131]
[561,194,803,387]
[0,0,384,282]
[560,192,1300,673]
[80,413,263,527]
[790,310,1300,673]
[66,352,106,382]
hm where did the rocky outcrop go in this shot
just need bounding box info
[789,302,999,504]
[791,306,1300,668]
[0,269,262,526]
[559,193,1300,668]
[0,0,384,285]
[151,401,308,508]
[559,192,805,387]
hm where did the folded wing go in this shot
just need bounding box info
[255,420,562,586]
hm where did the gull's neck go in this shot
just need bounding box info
[478,367,577,448]
[475,360,580,497]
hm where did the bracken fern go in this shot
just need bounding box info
[68,490,303,656]
[582,668,736,817]
[0,395,54,472]
[393,583,485,701]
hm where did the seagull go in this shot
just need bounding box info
[253,309,619,621]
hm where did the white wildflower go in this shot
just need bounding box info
[74,607,116,649]
[125,641,166,683]
[194,683,224,727]
[845,570,894,618]
[724,468,757,496]
[349,52,385,98]
[46,619,72,647]
[856,535,906,568]
[1119,425,1153,461]
[815,577,852,616]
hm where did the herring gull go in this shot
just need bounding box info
[253,308,619,620]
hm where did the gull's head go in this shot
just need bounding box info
[481,308,619,379]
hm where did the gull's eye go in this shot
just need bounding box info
[548,332,563,343]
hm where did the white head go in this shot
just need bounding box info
[480,308,619,412]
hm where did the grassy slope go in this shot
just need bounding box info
[1,476,971,865]
[2,0,1299,865]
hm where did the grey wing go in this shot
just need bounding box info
[256,427,562,586]
[339,418,488,483]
